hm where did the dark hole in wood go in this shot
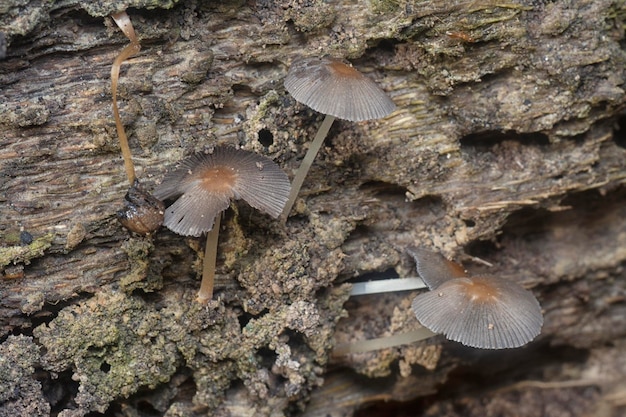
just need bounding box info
[463,219,476,227]
[613,114,626,149]
[348,268,400,283]
[258,128,274,146]
[100,361,111,373]
[40,369,79,412]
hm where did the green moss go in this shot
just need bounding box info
[120,237,163,292]
[0,0,181,38]
[248,90,281,129]
[81,1,181,17]
[369,0,403,15]
[286,0,336,32]
[34,290,180,414]
[0,233,54,268]
[0,335,49,415]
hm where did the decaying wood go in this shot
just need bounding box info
[1,1,626,416]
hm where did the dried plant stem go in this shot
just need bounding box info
[111,12,141,186]
[332,328,437,357]
[197,215,221,303]
[280,114,336,224]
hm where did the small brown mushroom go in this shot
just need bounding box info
[154,146,291,302]
[408,248,543,349]
[117,180,164,235]
[280,56,396,222]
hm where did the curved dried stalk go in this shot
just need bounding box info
[111,11,141,186]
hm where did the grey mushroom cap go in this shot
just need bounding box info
[411,275,543,349]
[407,247,467,290]
[284,57,396,122]
[154,146,291,237]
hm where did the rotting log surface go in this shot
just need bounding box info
[1,1,626,416]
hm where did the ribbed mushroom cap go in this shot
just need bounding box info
[411,275,543,349]
[154,146,291,237]
[284,57,396,122]
[407,247,467,290]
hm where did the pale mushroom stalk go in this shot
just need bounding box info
[332,328,437,357]
[198,214,221,303]
[281,57,396,223]
[154,147,291,303]
[333,275,432,356]
[349,277,426,296]
[280,114,335,223]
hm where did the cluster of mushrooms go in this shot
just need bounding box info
[111,13,543,351]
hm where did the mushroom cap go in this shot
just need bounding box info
[154,146,291,237]
[407,247,467,290]
[411,275,543,349]
[284,57,396,122]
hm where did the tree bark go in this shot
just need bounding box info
[1,1,626,416]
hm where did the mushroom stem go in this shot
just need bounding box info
[332,328,437,357]
[349,277,427,296]
[280,114,336,223]
[111,12,141,186]
[197,214,221,303]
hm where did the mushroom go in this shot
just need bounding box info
[280,56,396,222]
[117,179,164,236]
[110,11,165,236]
[408,248,543,349]
[154,146,291,302]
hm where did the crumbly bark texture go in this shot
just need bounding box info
[1,1,626,416]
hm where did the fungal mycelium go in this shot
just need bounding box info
[154,146,291,302]
[408,247,543,349]
[280,56,396,223]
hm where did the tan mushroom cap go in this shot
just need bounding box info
[154,146,291,237]
[284,57,396,122]
[411,275,543,349]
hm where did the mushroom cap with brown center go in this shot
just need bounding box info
[411,275,543,349]
[284,57,396,122]
[154,146,291,237]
